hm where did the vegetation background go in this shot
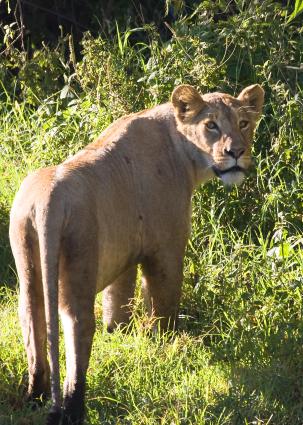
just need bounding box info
[0,0,302,423]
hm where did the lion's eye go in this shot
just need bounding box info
[239,120,249,129]
[205,121,218,130]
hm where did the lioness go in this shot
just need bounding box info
[9,84,264,425]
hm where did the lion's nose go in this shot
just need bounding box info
[224,147,245,159]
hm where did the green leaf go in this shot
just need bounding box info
[60,85,70,99]
[287,0,303,23]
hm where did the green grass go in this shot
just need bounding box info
[0,1,303,424]
[1,242,303,425]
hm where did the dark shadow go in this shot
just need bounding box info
[206,322,303,424]
[0,202,16,289]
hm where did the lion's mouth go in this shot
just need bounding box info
[212,165,246,177]
[212,165,247,186]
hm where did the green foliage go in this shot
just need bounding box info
[77,28,149,118]
[287,0,303,22]
[0,1,302,424]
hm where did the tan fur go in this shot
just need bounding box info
[9,84,264,425]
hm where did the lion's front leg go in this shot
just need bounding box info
[141,252,184,331]
[102,266,137,332]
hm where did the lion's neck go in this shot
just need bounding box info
[165,114,215,189]
[182,138,215,187]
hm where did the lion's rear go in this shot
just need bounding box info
[9,166,66,423]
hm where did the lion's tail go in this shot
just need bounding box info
[37,200,65,425]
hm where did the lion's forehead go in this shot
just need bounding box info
[202,93,249,123]
[203,92,240,106]
[204,93,242,110]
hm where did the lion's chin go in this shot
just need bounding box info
[212,165,246,186]
[220,170,245,186]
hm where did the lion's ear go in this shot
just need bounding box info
[237,84,264,117]
[171,85,205,122]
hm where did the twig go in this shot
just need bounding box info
[17,0,25,50]
[0,32,22,56]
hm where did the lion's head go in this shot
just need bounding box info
[172,84,264,185]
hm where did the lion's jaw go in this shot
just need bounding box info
[214,166,246,186]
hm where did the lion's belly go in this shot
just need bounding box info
[95,238,140,292]
[94,204,143,292]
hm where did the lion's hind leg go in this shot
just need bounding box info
[10,221,50,402]
[59,242,97,425]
